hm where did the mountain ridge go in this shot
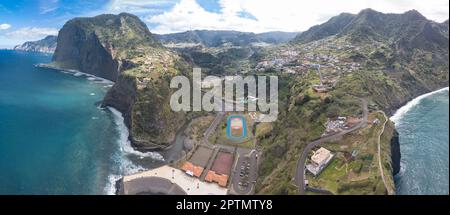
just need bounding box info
[294,8,449,49]
[48,9,448,195]
[52,12,190,149]
[254,8,448,194]
[155,30,299,47]
[13,35,58,53]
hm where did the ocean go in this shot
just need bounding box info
[392,87,449,195]
[1,50,448,195]
[0,50,163,194]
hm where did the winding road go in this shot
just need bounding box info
[295,98,369,195]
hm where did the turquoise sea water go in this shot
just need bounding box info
[1,50,447,195]
[0,50,167,194]
[0,50,120,194]
[392,88,449,195]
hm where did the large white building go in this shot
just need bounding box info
[306,147,335,176]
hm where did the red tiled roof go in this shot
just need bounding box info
[205,170,229,187]
[181,162,203,178]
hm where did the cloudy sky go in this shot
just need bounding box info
[0,0,448,48]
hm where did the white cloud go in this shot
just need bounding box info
[6,27,58,40]
[40,0,59,14]
[143,0,449,34]
[106,0,178,14]
[147,0,265,33]
[0,23,11,30]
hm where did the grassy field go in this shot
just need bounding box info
[209,112,255,149]
[306,112,390,194]
[186,115,215,141]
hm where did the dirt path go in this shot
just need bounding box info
[376,111,394,195]
[296,98,368,194]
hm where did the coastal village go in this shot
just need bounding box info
[117,37,375,195]
[255,38,362,77]
[119,109,260,195]
[72,10,432,195]
[2,1,447,199]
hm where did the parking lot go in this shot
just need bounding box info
[231,150,258,195]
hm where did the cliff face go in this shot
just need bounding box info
[52,13,189,149]
[14,35,57,53]
[103,75,137,128]
[390,129,401,176]
[53,27,119,81]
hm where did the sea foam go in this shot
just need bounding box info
[391,87,449,123]
[104,107,165,195]
[104,156,146,195]
[108,107,165,160]
[36,63,164,194]
[36,64,114,85]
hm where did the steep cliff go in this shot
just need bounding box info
[14,35,57,53]
[390,129,401,176]
[52,13,190,149]
[52,13,160,81]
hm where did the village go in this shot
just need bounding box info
[119,106,260,195]
[116,31,392,196]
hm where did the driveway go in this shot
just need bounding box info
[295,98,368,194]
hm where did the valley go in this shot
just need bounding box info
[19,8,449,195]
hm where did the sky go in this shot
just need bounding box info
[0,0,449,48]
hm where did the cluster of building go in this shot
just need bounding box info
[120,165,228,195]
[324,116,361,135]
[180,145,234,188]
[253,39,366,92]
[312,84,333,93]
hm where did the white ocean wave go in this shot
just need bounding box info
[107,107,165,160]
[104,174,122,195]
[104,107,165,195]
[40,64,115,85]
[96,80,113,85]
[104,157,147,195]
[390,87,449,123]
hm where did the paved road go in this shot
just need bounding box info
[202,95,227,146]
[202,92,246,146]
[305,186,334,195]
[295,98,368,194]
[199,90,259,195]
[202,112,225,145]
[376,111,394,195]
